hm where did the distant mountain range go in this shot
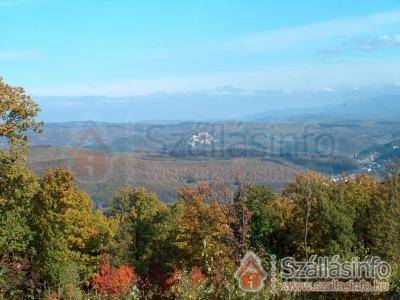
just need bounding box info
[245,95,400,122]
[35,84,400,123]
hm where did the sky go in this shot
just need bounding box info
[1,0,400,97]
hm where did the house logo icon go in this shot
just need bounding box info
[235,251,268,292]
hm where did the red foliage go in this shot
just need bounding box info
[92,256,136,297]
[189,266,207,285]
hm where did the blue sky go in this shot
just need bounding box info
[1,0,400,96]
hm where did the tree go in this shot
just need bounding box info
[32,167,114,287]
[110,187,168,274]
[109,187,176,297]
[92,255,136,298]
[236,185,292,258]
[0,156,39,296]
[0,77,41,296]
[365,164,400,260]
[0,77,41,155]
[174,184,235,276]
[283,173,356,258]
[340,174,379,253]
[0,158,38,257]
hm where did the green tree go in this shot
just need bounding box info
[283,173,355,258]
[365,164,400,260]
[0,77,41,297]
[237,185,292,257]
[110,187,168,274]
[0,155,39,297]
[32,167,114,288]
[340,175,379,253]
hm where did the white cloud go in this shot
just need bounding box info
[319,33,400,56]
[346,34,400,51]
[126,10,400,61]
[222,11,400,53]
[379,34,400,46]
[0,50,41,61]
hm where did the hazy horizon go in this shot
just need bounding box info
[35,84,400,122]
[2,1,400,122]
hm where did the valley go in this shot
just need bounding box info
[28,118,400,207]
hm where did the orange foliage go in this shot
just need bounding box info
[92,256,136,298]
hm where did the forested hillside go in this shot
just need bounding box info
[28,146,297,206]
